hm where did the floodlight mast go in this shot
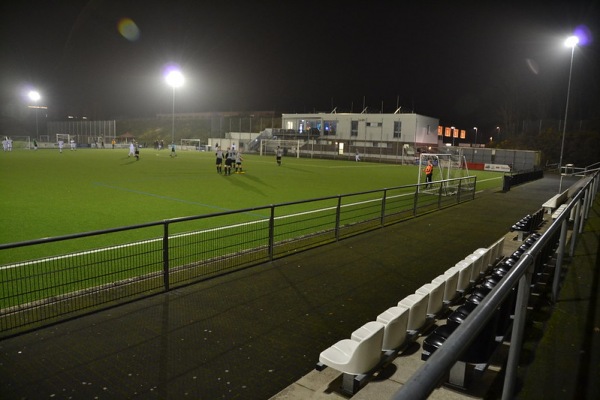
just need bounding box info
[28,90,41,137]
[558,35,578,192]
[165,70,184,146]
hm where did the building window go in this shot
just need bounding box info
[324,120,337,136]
[300,119,321,136]
[393,121,402,138]
[351,120,358,137]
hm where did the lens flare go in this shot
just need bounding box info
[118,18,140,42]
[525,58,539,75]
[574,24,592,46]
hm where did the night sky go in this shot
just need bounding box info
[1,1,598,131]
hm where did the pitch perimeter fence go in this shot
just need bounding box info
[0,176,476,338]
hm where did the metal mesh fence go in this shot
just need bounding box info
[0,176,476,337]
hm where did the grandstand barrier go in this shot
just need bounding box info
[0,176,477,338]
[392,170,599,400]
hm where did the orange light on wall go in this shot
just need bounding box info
[444,127,451,137]
[437,126,443,136]
[460,129,466,139]
[453,129,459,138]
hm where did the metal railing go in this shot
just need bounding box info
[392,170,599,400]
[0,176,476,338]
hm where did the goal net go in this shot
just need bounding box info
[180,138,201,150]
[418,151,469,194]
[9,136,31,149]
[260,139,302,158]
[56,133,70,144]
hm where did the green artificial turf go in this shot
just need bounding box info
[0,147,503,245]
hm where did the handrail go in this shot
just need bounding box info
[391,170,599,400]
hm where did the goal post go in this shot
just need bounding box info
[9,136,31,150]
[417,151,469,193]
[260,139,301,158]
[180,138,201,150]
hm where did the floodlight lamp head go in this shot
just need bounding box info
[165,70,184,88]
[564,35,579,48]
[28,90,41,102]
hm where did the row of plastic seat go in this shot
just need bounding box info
[316,237,506,394]
[510,208,544,241]
[421,233,549,388]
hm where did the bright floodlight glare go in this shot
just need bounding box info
[564,35,579,48]
[165,70,184,88]
[28,90,41,102]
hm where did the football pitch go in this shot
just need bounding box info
[0,147,503,246]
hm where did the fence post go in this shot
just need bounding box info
[552,219,569,303]
[268,206,275,261]
[582,186,591,226]
[413,186,419,216]
[335,196,342,240]
[163,222,170,292]
[570,199,582,256]
[457,179,462,204]
[380,189,387,226]
[502,259,533,400]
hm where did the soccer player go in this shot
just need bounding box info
[128,142,135,157]
[170,143,177,157]
[215,146,224,174]
[70,139,76,151]
[58,139,64,153]
[235,150,244,173]
[224,147,235,175]
[276,146,283,166]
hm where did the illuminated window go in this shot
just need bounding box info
[351,120,358,137]
[324,120,337,136]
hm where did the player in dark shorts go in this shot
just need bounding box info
[224,148,234,175]
[215,147,224,174]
